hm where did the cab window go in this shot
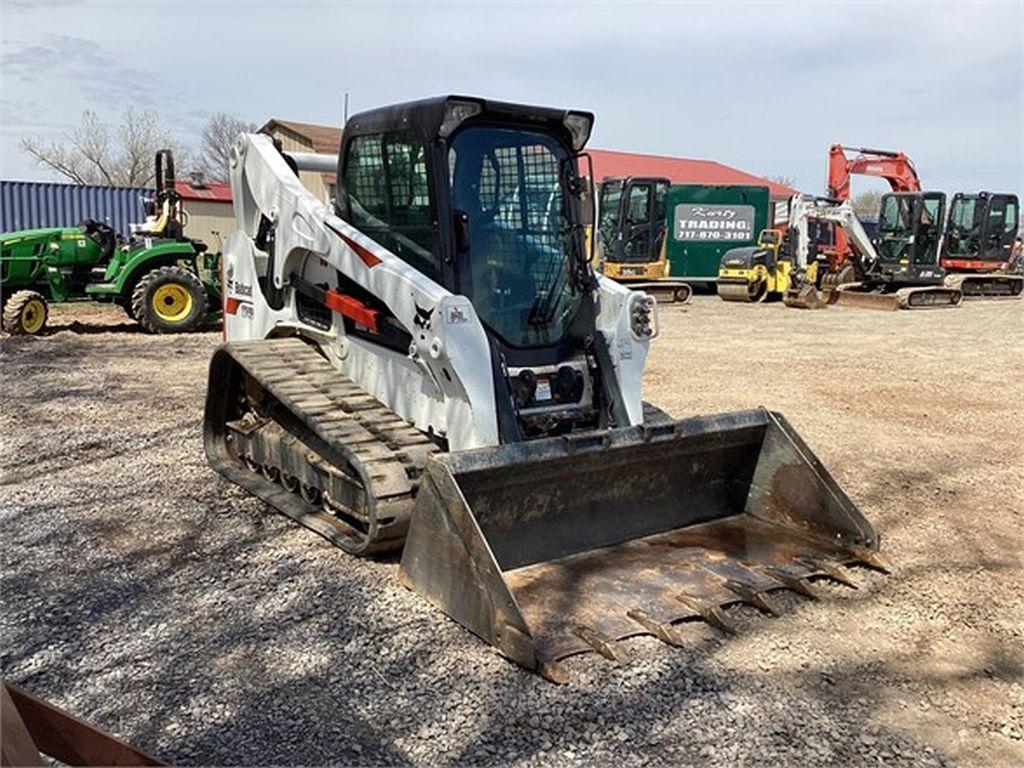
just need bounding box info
[342,132,439,281]
[626,185,652,224]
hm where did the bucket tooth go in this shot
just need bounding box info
[766,567,820,599]
[627,609,686,647]
[538,661,569,685]
[677,594,739,636]
[573,626,623,662]
[846,546,891,574]
[724,579,782,616]
[797,558,858,589]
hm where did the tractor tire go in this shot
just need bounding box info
[131,265,207,334]
[117,295,139,321]
[2,290,48,335]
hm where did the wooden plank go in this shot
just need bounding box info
[4,683,163,766]
[1,684,44,767]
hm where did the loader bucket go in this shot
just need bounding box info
[399,408,883,681]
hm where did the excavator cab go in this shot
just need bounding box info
[598,177,669,272]
[939,193,1022,297]
[870,191,946,285]
[943,193,1019,265]
[593,177,690,301]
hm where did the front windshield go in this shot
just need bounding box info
[449,126,584,347]
[879,195,942,265]
[947,197,979,256]
[877,195,914,263]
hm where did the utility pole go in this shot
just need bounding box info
[343,92,349,124]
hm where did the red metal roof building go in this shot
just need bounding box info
[583,149,799,201]
[172,179,234,250]
[174,180,233,202]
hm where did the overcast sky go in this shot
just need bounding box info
[1,0,1020,195]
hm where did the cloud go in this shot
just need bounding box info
[0,1,1019,192]
[3,0,83,11]
[0,34,163,108]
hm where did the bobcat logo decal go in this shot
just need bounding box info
[413,303,434,330]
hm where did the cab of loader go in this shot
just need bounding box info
[335,96,616,440]
[942,192,1019,263]
[871,191,946,282]
[596,177,670,265]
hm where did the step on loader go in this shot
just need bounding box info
[205,96,885,681]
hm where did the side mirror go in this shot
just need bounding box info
[454,210,471,253]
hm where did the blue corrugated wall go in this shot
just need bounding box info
[0,180,154,237]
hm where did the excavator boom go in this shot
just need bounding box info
[826,144,922,272]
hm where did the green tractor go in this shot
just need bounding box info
[1,150,221,335]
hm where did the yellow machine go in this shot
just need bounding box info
[603,232,673,282]
[595,177,692,303]
[718,229,811,303]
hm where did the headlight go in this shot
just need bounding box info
[630,294,656,338]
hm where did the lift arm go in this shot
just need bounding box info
[826,145,921,269]
[827,145,921,199]
[790,195,878,274]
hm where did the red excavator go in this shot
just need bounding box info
[824,144,921,285]
[940,192,1023,297]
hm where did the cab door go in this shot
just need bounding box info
[617,178,669,265]
[981,194,1018,263]
[912,192,945,266]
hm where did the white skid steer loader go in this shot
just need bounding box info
[204,96,885,682]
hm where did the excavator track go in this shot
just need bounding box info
[204,337,441,555]
[832,282,963,310]
[618,280,692,304]
[944,273,1023,299]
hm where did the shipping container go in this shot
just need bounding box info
[0,180,152,238]
[664,185,770,282]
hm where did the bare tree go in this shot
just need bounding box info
[767,175,797,191]
[21,109,184,188]
[194,113,257,183]
[851,190,883,218]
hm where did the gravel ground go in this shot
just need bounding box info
[1,298,1022,767]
